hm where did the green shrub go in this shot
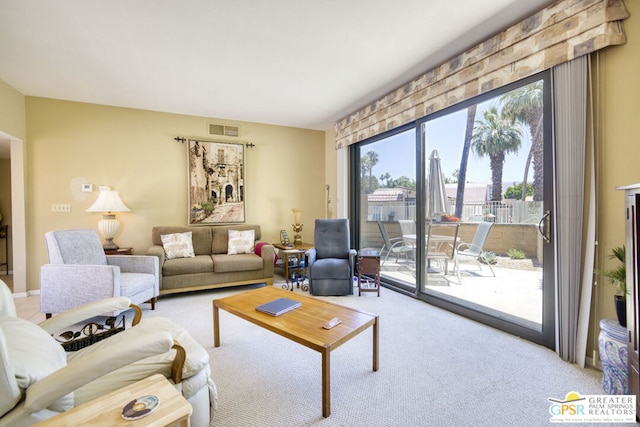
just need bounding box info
[507,248,526,259]
[479,251,497,265]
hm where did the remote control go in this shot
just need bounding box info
[322,317,341,329]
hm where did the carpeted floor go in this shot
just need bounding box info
[141,276,633,427]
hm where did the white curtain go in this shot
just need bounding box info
[552,54,592,363]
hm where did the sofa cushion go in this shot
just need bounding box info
[162,255,214,276]
[211,225,261,254]
[161,232,195,259]
[152,226,212,256]
[227,229,255,255]
[212,254,263,273]
[0,317,73,412]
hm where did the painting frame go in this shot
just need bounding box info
[188,140,245,225]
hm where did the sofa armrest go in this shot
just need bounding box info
[255,241,275,275]
[146,245,166,269]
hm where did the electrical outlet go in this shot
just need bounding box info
[51,204,71,213]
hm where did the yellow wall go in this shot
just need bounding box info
[24,97,325,291]
[592,2,640,330]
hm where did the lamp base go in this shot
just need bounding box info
[292,223,303,245]
[98,214,121,251]
[102,238,119,251]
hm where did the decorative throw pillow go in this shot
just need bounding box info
[161,232,195,259]
[228,229,255,255]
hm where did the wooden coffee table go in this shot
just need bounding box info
[212,286,379,417]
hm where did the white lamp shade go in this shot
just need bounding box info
[86,187,131,213]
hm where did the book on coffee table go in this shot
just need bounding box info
[256,297,301,316]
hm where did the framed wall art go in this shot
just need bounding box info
[188,140,245,224]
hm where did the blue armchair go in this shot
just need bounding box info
[306,219,357,296]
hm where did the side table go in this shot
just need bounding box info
[357,250,380,297]
[273,242,314,291]
[35,373,192,426]
[105,247,133,255]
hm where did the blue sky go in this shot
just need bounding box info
[367,97,532,186]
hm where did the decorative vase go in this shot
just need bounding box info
[615,295,627,327]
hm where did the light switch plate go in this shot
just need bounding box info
[81,183,93,192]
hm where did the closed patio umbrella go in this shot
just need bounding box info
[426,149,448,220]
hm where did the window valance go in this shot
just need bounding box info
[334,0,628,149]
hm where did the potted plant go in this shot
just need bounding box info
[596,245,627,327]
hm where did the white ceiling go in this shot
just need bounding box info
[0,0,553,142]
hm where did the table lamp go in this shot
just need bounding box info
[86,186,131,250]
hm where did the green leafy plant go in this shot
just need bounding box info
[596,245,626,300]
[507,248,526,259]
[478,251,497,265]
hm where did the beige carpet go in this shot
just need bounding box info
[141,276,632,427]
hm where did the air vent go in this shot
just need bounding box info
[208,123,239,137]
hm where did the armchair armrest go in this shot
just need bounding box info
[38,297,134,334]
[306,248,317,265]
[25,330,174,413]
[348,249,357,276]
[107,255,159,276]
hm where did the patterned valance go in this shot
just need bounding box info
[335,0,629,148]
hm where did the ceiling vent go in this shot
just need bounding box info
[208,123,239,137]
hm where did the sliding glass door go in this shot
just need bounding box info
[353,71,555,348]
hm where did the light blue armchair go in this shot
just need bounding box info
[306,219,357,296]
[40,229,159,318]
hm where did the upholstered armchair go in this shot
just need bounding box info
[0,280,217,427]
[306,219,357,296]
[40,229,159,317]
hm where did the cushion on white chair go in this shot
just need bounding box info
[0,317,73,412]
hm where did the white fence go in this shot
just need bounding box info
[367,200,543,224]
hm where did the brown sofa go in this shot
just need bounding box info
[147,224,275,295]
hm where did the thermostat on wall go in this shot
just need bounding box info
[81,184,93,193]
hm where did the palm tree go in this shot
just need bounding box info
[360,150,379,194]
[500,81,544,201]
[455,105,477,218]
[471,106,523,202]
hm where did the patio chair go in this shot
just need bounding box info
[456,222,495,278]
[377,221,415,266]
[426,223,459,282]
[398,220,416,237]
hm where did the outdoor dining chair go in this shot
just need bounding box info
[426,222,460,282]
[377,221,415,266]
[456,221,495,279]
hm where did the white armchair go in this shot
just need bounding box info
[0,280,217,427]
[40,229,159,317]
